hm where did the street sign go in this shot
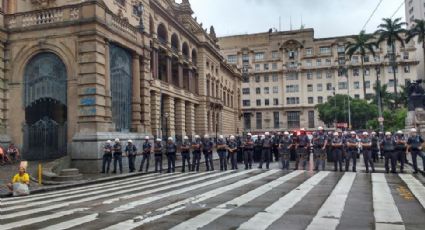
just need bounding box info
[336,123,348,128]
[378,117,384,122]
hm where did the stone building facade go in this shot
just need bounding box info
[0,0,241,171]
[218,29,420,133]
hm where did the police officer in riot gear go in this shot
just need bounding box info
[101,140,113,174]
[153,138,163,173]
[217,135,228,171]
[279,131,293,170]
[180,136,191,173]
[272,132,280,162]
[381,132,396,174]
[166,137,177,173]
[259,132,272,169]
[243,133,254,169]
[371,132,379,162]
[203,135,214,171]
[360,132,375,173]
[140,136,152,173]
[112,138,123,174]
[295,130,310,170]
[125,140,137,173]
[407,128,424,174]
[191,135,202,172]
[395,131,407,173]
[313,127,327,171]
[332,132,343,172]
[345,131,358,172]
[228,135,238,170]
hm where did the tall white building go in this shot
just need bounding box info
[406,0,425,79]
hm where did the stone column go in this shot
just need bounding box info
[185,102,195,137]
[178,63,184,88]
[166,55,172,84]
[140,52,152,134]
[175,99,186,141]
[150,91,161,137]
[0,39,10,146]
[195,104,207,135]
[163,96,175,138]
[131,53,142,132]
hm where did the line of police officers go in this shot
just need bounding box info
[99,127,425,174]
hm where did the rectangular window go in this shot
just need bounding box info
[227,55,237,63]
[316,59,322,66]
[325,59,332,65]
[319,46,331,54]
[337,46,345,53]
[272,51,279,59]
[243,100,251,107]
[256,99,261,106]
[352,56,359,64]
[326,71,332,79]
[256,112,262,129]
[286,73,299,80]
[338,57,345,65]
[273,98,279,105]
[305,48,313,56]
[264,87,270,94]
[286,97,300,105]
[286,85,299,93]
[318,96,324,104]
[244,113,251,130]
[374,55,380,62]
[364,67,370,76]
[403,52,409,60]
[256,87,261,94]
[317,70,322,79]
[264,63,269,70]
[388,79,395,87]
[317,83,323,92]
[288,51,297,59]
[242,88,250,95]
[327,83,333,91]
[308,111,315,129]
[306,60,312,67]
[255,75,261,82]
[273,112,280,129]
[364,55,370,62]
[265,99,270,106]
[354,81,360,89]
[307,84,313,92]
[388,66,398,73]
[353,68,360,76]
[272,74,278,82]
[307,71,313,80]
[355,94,360,99]
[264,74,269,82]
[287,111,301,129]
[254,52,264,61]
[273,86,279,94]
[242,54,249,62]
[365,81,371,89]
[308,97,314,104]
[338,82,348,90]
[272,63,278,70]
[255,64,260,71]
[404,65,411,73]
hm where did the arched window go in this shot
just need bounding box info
[192,49,198,66]
[171,34,180,52]
[157,23,168,44]
[182,42,189,59]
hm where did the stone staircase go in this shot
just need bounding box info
[43,168,83,184]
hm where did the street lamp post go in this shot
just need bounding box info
[375,66,384,132]
[164,112,169,141]
[345,67,352,130]
[333,87,337,127]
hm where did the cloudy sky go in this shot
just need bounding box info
[178,0,406,38]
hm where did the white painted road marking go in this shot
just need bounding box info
[237,171,330,230]
[306,172,356,230]
[399,174,425,209]
[40,214,99,230]
[372,173,405,230]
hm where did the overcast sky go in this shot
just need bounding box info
[177,0,406,38]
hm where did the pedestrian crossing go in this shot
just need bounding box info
[1,166,425,230]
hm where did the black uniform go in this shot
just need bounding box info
[101,143,113,173]
[228,140,238,170]
[112,142,123,173]
[407,135,424,173]
[345,136,358,172]
[360,137,375,173]
[243,137,254,169]
[371,135,379,162]
[332,136,344,171]
[180,140,191,173]
[313,133,327,171]
[140,141,152,172]
[272,135,280,162]
[125,143,137,173]
[395,135,407,173]
[382,136,396,173]
[203,138,214,171]
[154,141,163,173]
[191,139,202,172]
[279,136,292,170]
[166,141,177,173]
[259,136,272,169]
[254,138,262,162]
[296,134,310,170]
[217,138,228,171]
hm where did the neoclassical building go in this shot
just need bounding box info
[0,0,241,171]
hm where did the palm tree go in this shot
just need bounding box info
[375,18,407,103]
[406,19,425,77]
[346,30,377,98]
[372,83,395,109]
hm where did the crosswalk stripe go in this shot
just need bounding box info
[1,173,161,204]
[1,173,186,211]
[39,214,99,230]
[108,169,253,213]
[0,171,213,220]
[305,172,356,230]
[399,174,425,209]
[237,171,330,230]
[103,169,291,230]
[372,174,405,230]
[0,208,88,230]
[170,170,305,230]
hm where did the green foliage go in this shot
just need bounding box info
[366,108,407,132]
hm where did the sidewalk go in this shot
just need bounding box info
[0,153,221,198]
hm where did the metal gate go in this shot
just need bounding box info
[23,117,67,160]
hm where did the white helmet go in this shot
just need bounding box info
[230,135,235,140]
[371,132,377,135]
[318,126,324,131]
[284,131,289,135]
[107,140,112,144]
[195,135,200,139]
[184,136,189,140]
[350,131,356,135]
[247,133,252,136]
[397,130,403,135]
[128,140,133,143]
[333,132,339,136]
[411,128,417,133]
[204,135,209,139]
[115,138,120,142]
[156,138,162,142]
[265,132,270,136]
[363,132,369,136]
[219,135,224,139]
[385,132,392,136]
[145,136,150,140]
[168,137,173,141]
[261,135,266,139]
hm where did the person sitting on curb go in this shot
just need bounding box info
[7,143,20,163]
[7,166,30,195]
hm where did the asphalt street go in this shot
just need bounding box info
[0,156,425,230]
